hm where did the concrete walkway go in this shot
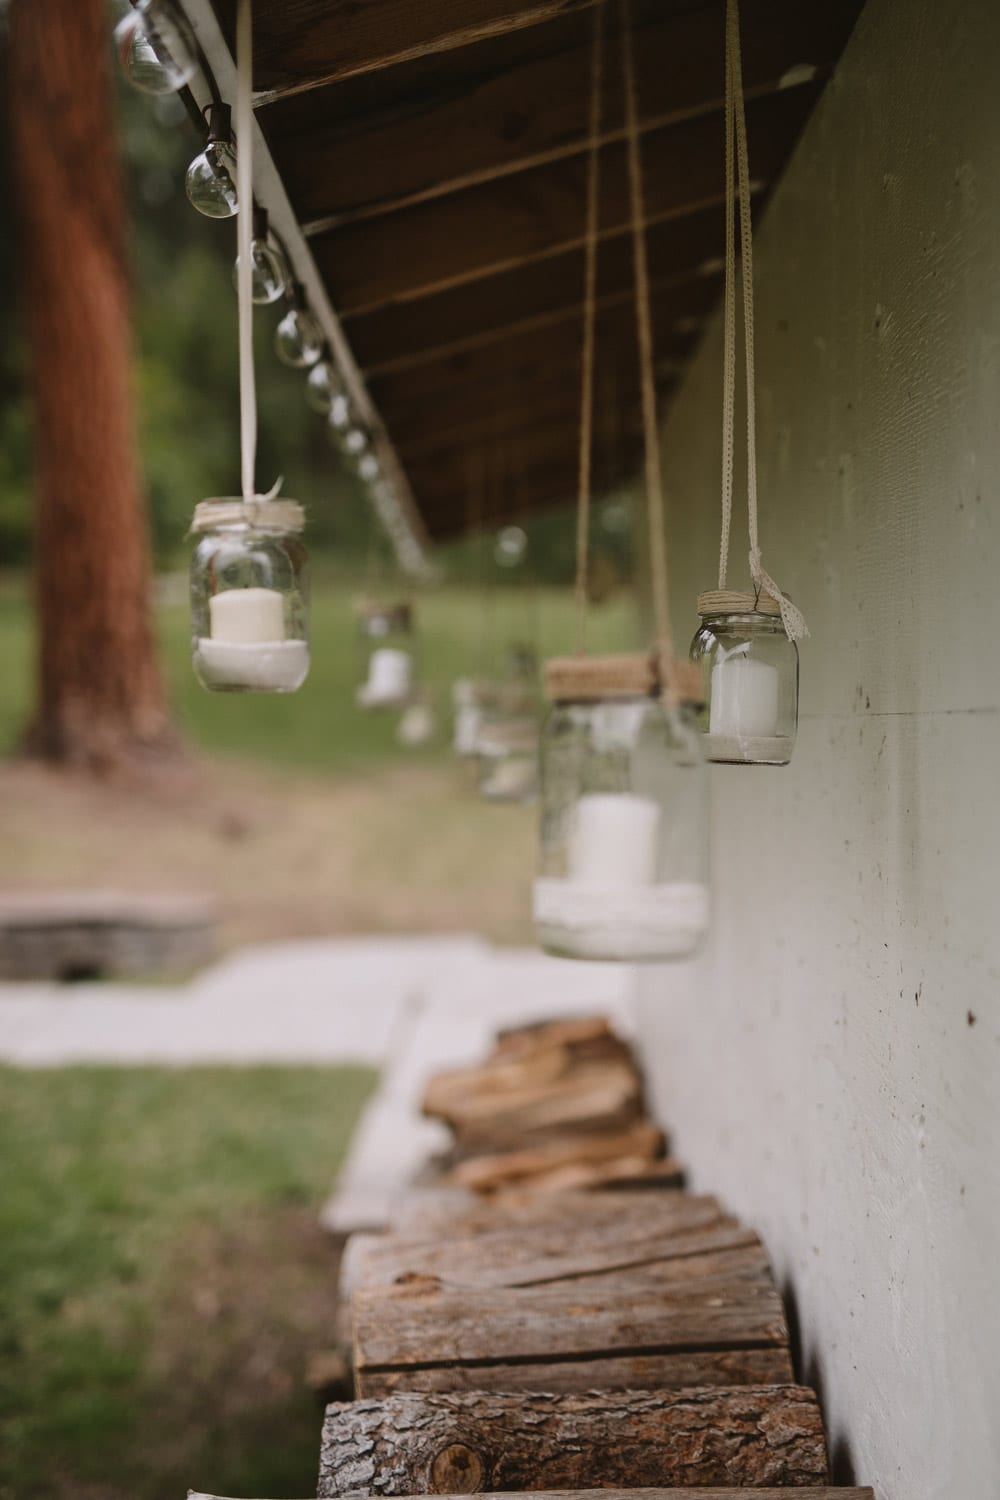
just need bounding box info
[0,935,635,1229]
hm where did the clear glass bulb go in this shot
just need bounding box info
[186,139,238,219]
[342,426,370,458]
[115,0,197,94]
[328,392,353,434]
[275,306,323,368]
[357,452,380,483]
[305,360,342,414]
[233,239,289,305]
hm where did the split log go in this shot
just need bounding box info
[492,1014,621,1054]
[503,1152,682,1195]
[318,1388,830,1494]
[441,1121,665,1192]
[425,1057,644,1150]
[337,1191,728,1347]
[390,1186,719,1238]
[341,1194,733,1297]
[352,1263,793,1395]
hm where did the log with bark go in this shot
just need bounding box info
[199,1490,875,1500]
[318,1387,830,1494]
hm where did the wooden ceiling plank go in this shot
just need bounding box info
[263,0,844,230]
[309,86,816,316]
[210,0,604,100]
[378,342,678,445]
[346,201,729,374]
[412,446,645,531]
[367,276,716,411]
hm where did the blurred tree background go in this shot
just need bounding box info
[0,6,635,589]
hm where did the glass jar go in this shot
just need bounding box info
[533,654,709,962]
[356,600,415,708]
[190,500,309,694]
[476,681,540,804]
[690,591,798,764]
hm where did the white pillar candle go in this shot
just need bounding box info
[359,648,413,706]
[709,654,780,738]
[209,586,285,643]
[567,793,661,886]
[368,648,412,700]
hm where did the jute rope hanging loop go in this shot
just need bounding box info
[714,0,807,644]
[549,0,701,712]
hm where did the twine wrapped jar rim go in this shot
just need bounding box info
[192,498,305,533]
[696,588,782,618]
[545,652,657,704]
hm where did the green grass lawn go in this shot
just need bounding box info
[0,573,642,773]
[0,1065,376,1500]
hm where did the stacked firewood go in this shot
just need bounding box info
[420,1015,682,1195]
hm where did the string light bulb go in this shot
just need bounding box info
[305,358,343,415]
[275,285,323,368]
[186,104,238,218]
[357,451,380,483]
[115,0,197,94]
[232,206,289,304]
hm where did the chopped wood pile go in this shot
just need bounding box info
[188,1012,875,1500]
[420,1015,679,1195]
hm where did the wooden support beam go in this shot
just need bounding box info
[308,87,816,314]
[319,1389,829,1490]
[262,0,841,230]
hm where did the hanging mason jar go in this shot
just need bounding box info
[690,591,798,765]
[533,654,709,962]
[190,500,309,693]
[356,600,415,708]
[476,681,540,804]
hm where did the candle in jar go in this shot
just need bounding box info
[366,648,412,701]
[209,587,285,643]
[709,653,779,738]
[567,793,661,886]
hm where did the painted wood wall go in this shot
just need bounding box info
[634,0,1000,1491]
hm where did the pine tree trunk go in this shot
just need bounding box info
[9,0,178,772]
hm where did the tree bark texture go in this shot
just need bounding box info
[318,1388,830,1495]
[9,0,175,771]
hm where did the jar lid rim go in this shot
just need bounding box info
[696,588,782,618]
[192,498,305,533]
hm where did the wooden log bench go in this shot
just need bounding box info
[345,1188,793,1395]
[0,890,216,981]
[318,1388,831,1492]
